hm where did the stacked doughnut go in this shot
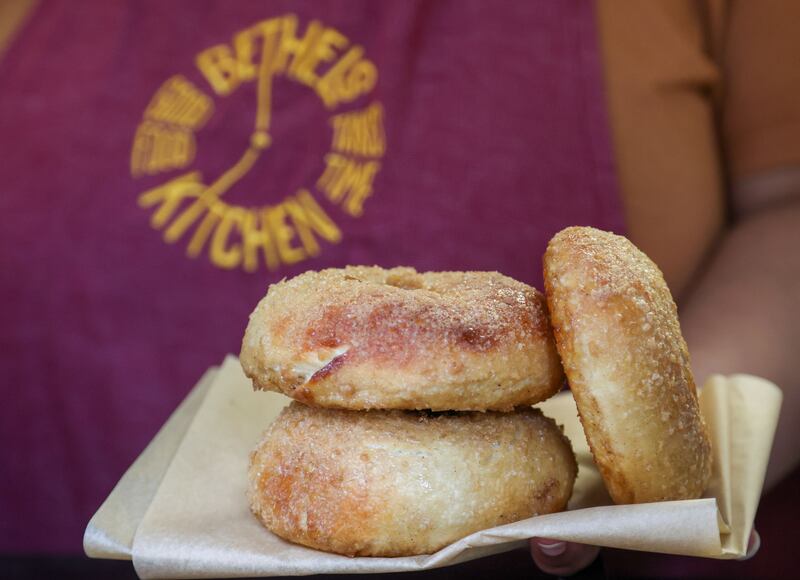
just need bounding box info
[240,267,577,556]
[239,227,712,557]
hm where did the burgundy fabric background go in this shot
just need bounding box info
[0,0,622,553]
[0,2,796,578]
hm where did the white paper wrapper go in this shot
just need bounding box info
[84,356,782,578]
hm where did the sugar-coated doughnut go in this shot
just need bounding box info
[543,227,712,504]
[240,266,564,411]
[248,403,577,556]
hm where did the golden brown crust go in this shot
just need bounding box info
[543,227,712,504]
[240,266,563,411]
[248,403,577,556]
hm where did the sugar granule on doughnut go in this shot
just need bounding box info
[543,226,712,504]
[240,266,564,411]
[248,402,577,557]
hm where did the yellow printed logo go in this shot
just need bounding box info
[130,15,386,272]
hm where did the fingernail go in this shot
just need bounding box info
[738,530,761,561]
[537,540,567,557]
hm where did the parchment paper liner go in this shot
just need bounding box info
[84,356,782,578]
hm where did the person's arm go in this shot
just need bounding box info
[683,0,800,490]
[0,0,37,60]
[532,0,800,572]
[683,168,800,490]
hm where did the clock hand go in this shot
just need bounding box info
[198,32,277,204]
[204,33,276,201]
[165,33,277,244]
[252,34,277,150]
[164,147,260,244]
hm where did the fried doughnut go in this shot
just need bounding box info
[240,266,563,411]
[248,402,577,557]
[543,227,712,504]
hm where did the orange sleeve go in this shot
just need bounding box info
[597,0,726,296]
[723,1,800,178]
[0,0,37,61]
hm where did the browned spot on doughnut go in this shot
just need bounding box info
[534,477,558,501]
[259,445,372,555]
[309,351,349,383]
[458,326,497,351]
[292,385,316,405]
[305,305,345,349]
[258,451,292,518]
[385,270,424,289]
[272,315,290,337]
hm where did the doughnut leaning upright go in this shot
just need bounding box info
[543,226,712,504]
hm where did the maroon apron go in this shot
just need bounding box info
[0,0,622,552]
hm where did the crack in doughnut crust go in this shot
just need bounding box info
[543,227,712,504]
[240,266,564,411]
[248,403,577,557]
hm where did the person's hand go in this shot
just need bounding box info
[530,530,761,575]
[738,529,761,561]
[529,538,600,576]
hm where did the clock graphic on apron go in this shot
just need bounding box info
[129,14,387,273]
